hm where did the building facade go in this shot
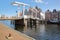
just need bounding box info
[28,6,42,19]
[45,9,60,23]
[58,11,60,21]
[45,10,52,21]
[51,9,59,22]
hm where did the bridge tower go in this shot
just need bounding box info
[11,1,30,17]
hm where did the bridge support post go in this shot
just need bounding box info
[23,18,28,31]
[29,18,33,28]
[45,21,47,24]
[36,19,39,26]
[33,19,37,27]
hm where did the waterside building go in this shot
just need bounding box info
[45,9,60,23]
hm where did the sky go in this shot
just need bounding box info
[0,0,60,16]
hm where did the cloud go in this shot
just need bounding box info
[32,0,48,5]
[44,2,48,5]
[35,0,44,3]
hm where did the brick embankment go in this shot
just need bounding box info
[0,23,35,40]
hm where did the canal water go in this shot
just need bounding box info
[1,20,60,40]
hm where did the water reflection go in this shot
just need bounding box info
[45,24,60,40]
[15,25,24,32]
[1,20,60,40]
[39,25,45,36]
[15,24,60,40]
[0,20,15,29]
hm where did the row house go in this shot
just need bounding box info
[17,6,42,19]
[35,6,42,19]
[29,7,36,18]
[45,9,60,22]
[58,11,60,21]
[51,9,59,22]
[28,6,42,19]
[45,10,52,21]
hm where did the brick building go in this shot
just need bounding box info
[45,10,52,21]
[28,6,42,19]
[45,9,60,23]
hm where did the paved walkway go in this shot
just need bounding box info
[0,23,35,40]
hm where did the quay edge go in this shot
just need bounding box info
[0,22,36,40]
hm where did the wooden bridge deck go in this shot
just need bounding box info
[0,16,42,20]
